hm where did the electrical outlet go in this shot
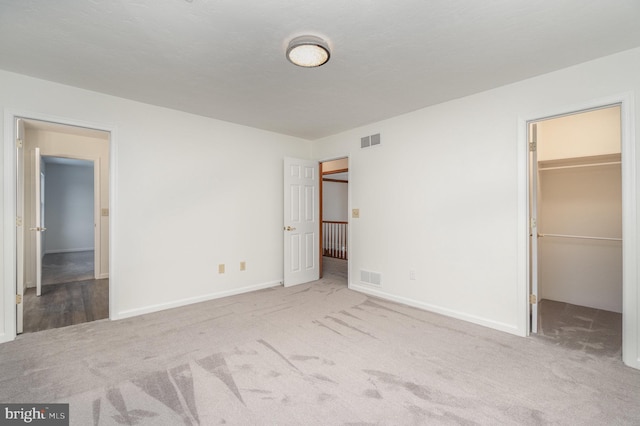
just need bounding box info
[218,264,225,274]
[240,261,246,271]
[352,208,360,218]
[409,269,416,280]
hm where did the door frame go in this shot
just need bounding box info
[40,154,102,281]
[2,109,117,343]
[517,93,638,368]
[529,123,539,334]
[319,155,351,285]
[34,147,43,296]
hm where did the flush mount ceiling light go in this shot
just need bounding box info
[286,35,331,68]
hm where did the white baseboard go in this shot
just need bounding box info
[45,248,94,254]
[113,280,283,320]
[349,282,521,336]
[97,273,109,279]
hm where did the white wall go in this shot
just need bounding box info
[322,181,348,222]
[312,48,640,341]
[44,162,94,254]
[1,69,311,342]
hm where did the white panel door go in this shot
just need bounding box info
[283,157,319,287]
[32,147,46,297]
[16,120,25,333]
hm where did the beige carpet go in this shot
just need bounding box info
[1,259,639,425]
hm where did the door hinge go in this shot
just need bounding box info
[16,216,23,227]
[16,138,23,149]
[530,123,538,152]
[529,294,537,304]
[16,294,22,304]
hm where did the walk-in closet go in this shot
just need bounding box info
[533,105,622,357]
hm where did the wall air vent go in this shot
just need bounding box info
[360,133,381,149]
[360,269,382,286]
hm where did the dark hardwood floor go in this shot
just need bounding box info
[42,250,94,285]
[22,250,108,333]
[23,279,109,333]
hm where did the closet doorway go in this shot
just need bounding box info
[530,105,622,357]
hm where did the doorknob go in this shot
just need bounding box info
[284,226,296,231]
[29,227,47,231]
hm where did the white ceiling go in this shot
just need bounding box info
[2,1,640,140]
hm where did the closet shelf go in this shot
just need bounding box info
[538,153,621,171]
[538,233,622,242]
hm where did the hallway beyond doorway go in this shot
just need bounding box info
[42,250,94,285]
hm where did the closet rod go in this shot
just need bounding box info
[538,233,622,242]
[538,161,620,171]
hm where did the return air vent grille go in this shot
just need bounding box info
[360,133,381,149]
[360,269,382,286]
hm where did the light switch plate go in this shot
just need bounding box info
[218,264,225,274]
[352,208,360,218]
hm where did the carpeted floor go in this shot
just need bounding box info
[1,258,639,425]
[536,299,622,358]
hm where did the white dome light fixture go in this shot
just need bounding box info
[286,35,331,68]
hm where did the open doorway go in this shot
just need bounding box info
[18,119,110,334]
[41,156,96,285]
[320,158,349,283]
[529,105,622,357]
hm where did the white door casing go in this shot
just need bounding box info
[3,110,116,343]
[16,120,25,333]
[283,157,319,287]
[529,123,539,333]
[519,94,638,370]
